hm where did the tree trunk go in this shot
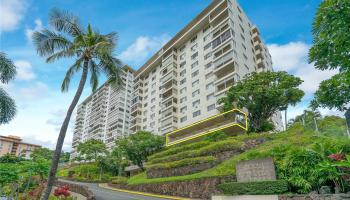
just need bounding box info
[41,61,88,200]
[284,107,288,131]
[345,108,350,138]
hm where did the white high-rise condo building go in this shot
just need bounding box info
[130,0,283,135]
[71,66,134,159]
[71,0,284,157]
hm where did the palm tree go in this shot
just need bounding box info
[0,52,17,124]
[32,8,122,199]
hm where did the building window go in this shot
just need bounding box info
[151,98,156,103]
[191,52,198,60]
[180,97,187,103]
[192,89,200,97]
[204,52,212,60]
[180,78,186,85]
[204,42,211,50]
[180,53,186,60]
[180,61,186,68]
[191,61,199,69]
[205,62,212,69]
[180,69,186,77]
[206,82,214,90]
[205,72,213,79]
[191,70,199,78]
[207,93,215,100]
[190,35,197,43]
[180,116,187,122]
[203,26,210,33]
[191,43,198,52]
[193,110,201,117]
[180,106,187,113]
[180,87,187,94]
[179,45,186,52]
[192,79,199,87]
[192,99,200,108]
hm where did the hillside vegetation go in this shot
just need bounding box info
[128,116,350,193]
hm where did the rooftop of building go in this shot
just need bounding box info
[0,135,41,147]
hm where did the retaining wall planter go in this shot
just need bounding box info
[109,176,235,199]
[55,180,95,200]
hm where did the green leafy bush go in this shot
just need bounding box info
[148,141,210,160]
[147,140,243,165]
[218,180,288,195]
[147,156,216,170]
[203,131,229,142]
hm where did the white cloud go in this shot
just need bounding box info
[25,19,43,42]
[267,41,343,122]
[267,42,338,94]
[120,34,171,67]
[19,81,49,99]
[14,60,36,80]
[0,0,27,33]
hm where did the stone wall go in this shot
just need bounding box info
[109,176,235,199]
[55,180,95,200]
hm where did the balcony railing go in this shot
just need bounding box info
[213,50,233,70]
[161,71,177,85]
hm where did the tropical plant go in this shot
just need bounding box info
[31,147,53,161]
[116,131,164,170]
[77,139,107,161]
[32,8,122,199]
[219,71,304,132]
[309,0,350,132]
[0,52,17,124]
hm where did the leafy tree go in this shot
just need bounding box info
[290,110,322,131]
[32,8,122,199]
[77,139,107,161]
[60,152,70,163]
[116,131,164,170]
[0,154,24,163]
[31,147,53,161]
[309,0,350,132]
[0,52,17,124]
[219,71,304,132]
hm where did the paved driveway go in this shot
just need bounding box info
[59,180,171,200]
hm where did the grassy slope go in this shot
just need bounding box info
[128,117,349,185]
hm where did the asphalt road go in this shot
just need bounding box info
[59,180,170,200]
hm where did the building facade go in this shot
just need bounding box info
[71,0,283,157]
[130,0,283,135]
[71,67,134,158]
[0,135,41,159]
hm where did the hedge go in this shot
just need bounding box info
[218,180,288,195]
[146,156,216,170]
[148,141,210,160]
[147,140,243,165]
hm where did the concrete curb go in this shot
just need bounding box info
[98,183,190,200]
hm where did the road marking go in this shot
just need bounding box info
[98,183,190,200]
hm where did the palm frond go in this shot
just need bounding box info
[97,54,122,88]
[49,8,84,37]
[61,58,83,92]
[89,60,100,92]
[46,47,75,63]
[32,29,72,57]
[0,52,17,83]
[0,88,16,124]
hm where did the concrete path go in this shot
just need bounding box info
[59,179,183,200]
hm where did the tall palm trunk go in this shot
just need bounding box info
[41,61,88,200]
[284,107,288,131]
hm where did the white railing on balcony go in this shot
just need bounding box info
[213,51,233,70]
[161,71,177,84]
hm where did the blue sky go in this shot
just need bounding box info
[0,0,341,150]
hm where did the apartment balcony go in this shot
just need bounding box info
[133,80,143,90]
[162,88,177,102]
[256,58,266,69]
[255,49,263,59]
[252,32,261,43]
[161,79,177,94]
[131,96,142,106]
[209,1,228,28]
[160,67,177,85]
[212,29,232,50]
[213,50,234,75]
[131,103,142,116]
[130,124,141,133]
[162,51,177,67]
[161,98,178,110]
[161,106,177,119]
[130,117,142,125]
[215,77,236,96]
[214,64,237,84]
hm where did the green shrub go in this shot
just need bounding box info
[218,180,288,195]
[147,156,216,170]
[147,140,243,165]
[148,141,210,160]
[203,131,229,142]
[111,176,128,185]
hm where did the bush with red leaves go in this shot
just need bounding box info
[328,153,346,161]
[53,185,71,198]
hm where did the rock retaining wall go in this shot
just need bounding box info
[109,176,235,199]
[278,193,350,200]
[55,180,95,200]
